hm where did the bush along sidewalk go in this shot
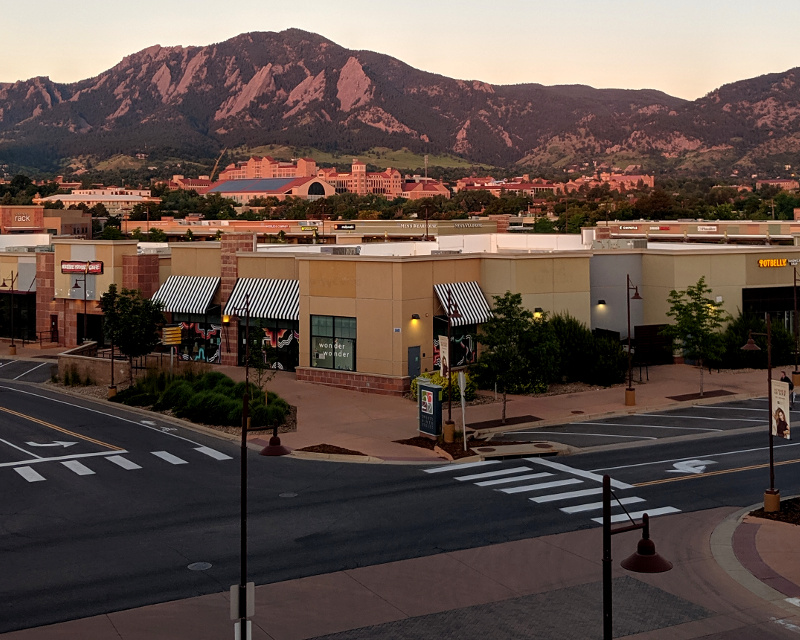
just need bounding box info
[110,369,290,429]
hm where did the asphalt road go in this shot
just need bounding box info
[0,382,796,633]
[0,359,57,384]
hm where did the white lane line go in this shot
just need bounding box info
[423,460,501,473]
[0,361,15,369]
[195,446,233,461]
[455,466,533,482]
[561,496,645,514]
[591,441,800,473]
[152,451,188,465]
[591,507,681,524]
[0,450,130,469]
[0,438,43,459]
[572,422,722,432]
[500,478,582,494]
[12,362,48,381]
[15,466,46,482]
[475,472,552,487]
[636,413,762,423]
[62,460,95,476]
[511,431,657,440]
[530,487,604,503]
[527,457,634,490]
[107,455,142,470]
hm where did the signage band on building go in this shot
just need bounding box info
[758,258,788,268]
[61,260,104,275]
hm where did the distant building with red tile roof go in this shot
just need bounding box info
[218,156,317,181]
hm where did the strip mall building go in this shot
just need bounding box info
[4,231,800,395]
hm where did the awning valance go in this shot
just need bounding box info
[224,278,299,321]
[152,276,220,315]
[433,282,493,327]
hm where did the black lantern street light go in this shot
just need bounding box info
[445,287,462,429]
[0,270,18,355]
[72,264,89,343]
[602,474,672,640]
[625,274,643,406]
[741,317,781,512]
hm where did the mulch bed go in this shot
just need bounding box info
[666,389,735,402]
[750,497,800,526]
[394,435,529,460]
[296,444,367,456]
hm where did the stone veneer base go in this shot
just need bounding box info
[295,367,410,396]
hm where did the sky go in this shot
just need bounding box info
[3,1,800,101]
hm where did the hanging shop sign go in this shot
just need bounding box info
[61,260,104,275]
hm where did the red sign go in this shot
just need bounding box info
[61,260,104,275]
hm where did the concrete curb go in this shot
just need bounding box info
[711,499,800,615]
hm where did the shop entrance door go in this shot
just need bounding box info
[408,345,421,379]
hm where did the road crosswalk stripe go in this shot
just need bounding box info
[15,466,45,482]
[591,507,681,524]
[475,472,552,487]
[62,460,95,476]
[152,451,188,465]
[455,467,533,482]
[560,496,645,514]
[500,478,583,494]
[107,455,142,470]
[526,457,633,489]
[423,460,500,473]
[530,487,604,503]
[194,446,232,461]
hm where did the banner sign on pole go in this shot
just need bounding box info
[439,335,449,377]
[772,380,791,439]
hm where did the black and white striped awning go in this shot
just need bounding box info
[433,282,493,327]
[224,278,299,321]
[152,276,220,315]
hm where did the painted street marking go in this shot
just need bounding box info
[513,431,657,440]
[530,487,605,503]
[455,467,533,482]
[636,413,762,423]
[592,507,681,524]
[15,466,45,482]
[423,460,501,473]
[475,472,552,487]
[25,441,78,448]
[106,455,142,470]
[636,458,800,487]
[0,438,42,459]
[527,457,634,489]
[12,362,48,380]
[667,459,717,474]
[195,446,232,461]
[152,451,188,465]
[141,421,157,426]
[62,460,95,476]
[561,496,645,514]
[574,421,722,433]
[0,450,130,468]
[499,478,583,495]
[0,406,122,451]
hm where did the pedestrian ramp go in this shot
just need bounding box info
[423,457,680,524]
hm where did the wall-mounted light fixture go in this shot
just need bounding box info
[411,313,421,320]
[598,299,606,306]
[534,307,543,319]
[222,314,231,324]
[715,296,723,303]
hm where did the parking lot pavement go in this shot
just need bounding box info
[0,359,57,383]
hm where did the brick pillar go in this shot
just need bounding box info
[34,252,65,344]
[487,214,511,233]
[219,233,255,366]
[122,254,160,298]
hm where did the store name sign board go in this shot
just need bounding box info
[61,260,104,275]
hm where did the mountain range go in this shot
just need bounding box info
[2,28,800,176]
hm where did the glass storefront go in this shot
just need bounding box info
[433,316,477,370]
[0,292,35,341]
[310,315,356,371]
[172,311,223,363]
[237,318,300,371]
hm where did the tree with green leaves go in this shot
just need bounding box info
[661,276,728,396]
[474,291,559,423]
[99,285,164,387]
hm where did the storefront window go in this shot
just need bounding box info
[173,312,222,363]
[238,318,300,370]
[311,315,356,371]
[433,316,478,370]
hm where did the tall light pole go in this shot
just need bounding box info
[0,270,18,355]
[741,317,780,512]
[602,475,672,639]
[72,264,89,343]
[445,287,462,425]
[794,266,798,385]
[625,274,642,406]
[235,293,252,639]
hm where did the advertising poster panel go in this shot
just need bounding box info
[439,334,449,377]
[772,380,791,440]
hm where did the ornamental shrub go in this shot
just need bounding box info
[410,370,477,401]
[153,379,194,412]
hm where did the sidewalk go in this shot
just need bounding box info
[3,344,800,638]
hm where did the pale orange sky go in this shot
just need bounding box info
[3,1,800,101]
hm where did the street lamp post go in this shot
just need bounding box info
[793,267,799,388]
[72,264,89,343]
[625,274,643,406]
[444,288,462,438]
[602,474,672,640]
[0,270,18,355]
[741,317,781,512]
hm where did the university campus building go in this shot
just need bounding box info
[5,226,800,395]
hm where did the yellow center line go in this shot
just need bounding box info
[634,458,800,487]
[0,406,123,451]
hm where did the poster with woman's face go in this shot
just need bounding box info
[772,380,791,440]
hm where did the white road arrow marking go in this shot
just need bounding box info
[667,459,716,474]
[25,441,78,448]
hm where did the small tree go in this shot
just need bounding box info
[661,276,728,396]
[100,286,164,387]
